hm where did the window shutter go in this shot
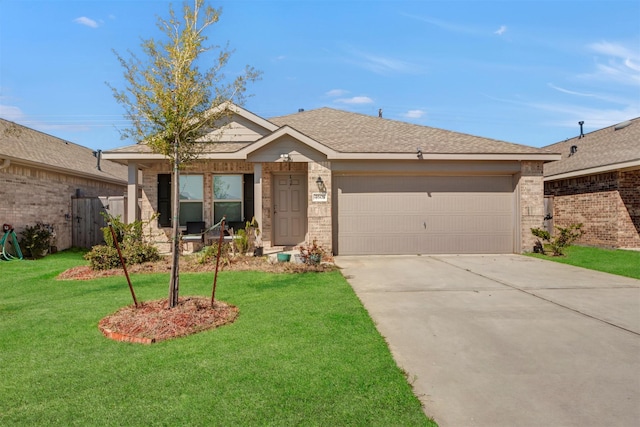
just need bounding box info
[243,174,254,222]
[157,174,171,227]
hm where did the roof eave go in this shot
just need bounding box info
[328,153,562,161]
[3,155,127,185]
[544,159,640,181]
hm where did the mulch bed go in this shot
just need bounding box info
[58,254,336,344]
[98,297,238,344]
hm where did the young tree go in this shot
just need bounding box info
[110,0,260,308]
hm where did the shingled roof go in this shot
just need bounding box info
[543,117,640,179]
[105,106,557,161]
[0,118,127,184]
[270,108,547,154]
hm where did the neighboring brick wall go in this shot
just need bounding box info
[544,170,640,249]
[519,161,545,253]
[0,162,124,250]
[618,170,640,248]
[307,162,332,252]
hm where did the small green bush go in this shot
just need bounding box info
[531,223,584,256]
[84,242,160,271]
[234,229,249,254]
[20,223,54,259]
[198,242,231,265]
[85,214,160,270]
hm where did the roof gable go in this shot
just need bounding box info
[543,117,640,179]
[0,118,127,184]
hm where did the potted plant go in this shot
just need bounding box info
[246,217,263,256]
[299,239,325,265]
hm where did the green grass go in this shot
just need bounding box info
[0,250,434,426]
[527,245,640,279]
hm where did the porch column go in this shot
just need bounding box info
[253,163,263,241]
[127,162,139,224]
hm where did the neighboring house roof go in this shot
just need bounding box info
[543,117,640,180]
[103,104,560,163]
[0,118,127,185]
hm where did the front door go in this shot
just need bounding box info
[273,174,307,246]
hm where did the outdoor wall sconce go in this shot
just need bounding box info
[280,153,291,161]
[315,176,326,192]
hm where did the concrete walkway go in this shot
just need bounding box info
[336,255,640,427]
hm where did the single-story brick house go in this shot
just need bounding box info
[0,118,127,250]
[543,118,640,249]
[102,104,559,255]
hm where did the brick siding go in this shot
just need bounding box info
[520,161,545,253]
[0,163,125,250]
[544,170,640,249]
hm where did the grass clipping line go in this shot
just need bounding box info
[99,297,238,344]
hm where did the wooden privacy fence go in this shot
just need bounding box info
[71,196,127,249]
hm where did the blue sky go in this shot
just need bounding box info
[1,0,638,150]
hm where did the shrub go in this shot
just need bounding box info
[198,242,231,265]
[20,223,54,259]
[85,214,160,270]
[531,223,584,256]
[299,239,326,265]
[84,242,160,271]
[234,229,249,254]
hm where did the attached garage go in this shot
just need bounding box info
[333,174,516,255]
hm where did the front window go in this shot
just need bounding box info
[179,175,203,226]
[213,175,243,223]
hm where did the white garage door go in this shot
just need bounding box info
[334,175,515,255]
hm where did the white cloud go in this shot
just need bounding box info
[326,89,348,97]
[584,41,640,86]
[494,25,507,36]
[547,83,595,97]
[335,96,374,105]
[74,17,99,28]
[0,104,25,121]
[404,109,426,119]
[402,13,478,35]
[625,58,640,72]
[343,47,423,75]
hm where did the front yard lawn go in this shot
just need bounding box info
[527,245,640,279]
[0,250,434,426]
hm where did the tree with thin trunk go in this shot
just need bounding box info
[109,0,260,308]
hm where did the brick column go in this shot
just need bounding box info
[307,161,332,253]
[519,161,544,253]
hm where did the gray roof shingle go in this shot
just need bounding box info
[105,107,555,157]
[270,108,549,154]
[0,118,127,184]
[543,117,640,177]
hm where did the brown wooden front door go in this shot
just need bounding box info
[273,174,307,246]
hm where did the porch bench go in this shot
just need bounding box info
[182,221,206,253]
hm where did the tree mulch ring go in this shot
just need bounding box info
[99,297,238,344]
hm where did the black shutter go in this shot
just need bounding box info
[157,174,171,227]
[243,174,254,222]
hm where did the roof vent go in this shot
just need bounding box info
[614,120,632,130]
[378,108,383,118]
[298,108,304,113]
[578,121,585,139]
[93,149,102,171]
[569,145,578,156]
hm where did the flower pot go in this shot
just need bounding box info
[277,253,291,262]
[308,254,322,265]
[253,247,263,257]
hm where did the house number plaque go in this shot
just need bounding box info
[312,192,328,202]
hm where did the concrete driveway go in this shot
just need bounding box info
[336,255,640,427]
